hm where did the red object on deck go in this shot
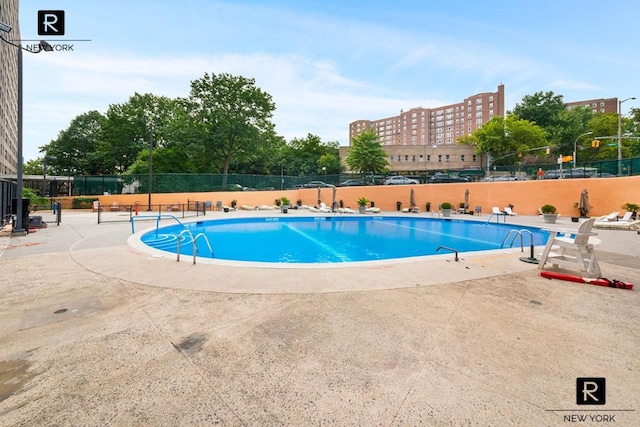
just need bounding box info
[540,271,633,290]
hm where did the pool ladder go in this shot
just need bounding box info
[501,229,538,264]
[436,246,459,261]
[177,229,214,265]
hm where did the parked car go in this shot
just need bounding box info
[545,169,593,179]
[302,181,334,188]
[429,173,469,183]
[382,175,419,185]
[338,179,364,187]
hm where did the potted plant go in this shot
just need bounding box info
[231,199,237,210]
[396,201,402,211]
[441,202,452,217]
[357,197,370,214]
[426,202,431,212]
[541,204,558,223]
[621,202,639,220]
[279,197,291,213]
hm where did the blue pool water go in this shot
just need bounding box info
[140,216,550,264]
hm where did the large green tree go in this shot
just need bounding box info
[282,134,340,176]
[43,110,106,175]
[511,91,566,130]
[100,93,178,174]
[345,129,389,174]
[465,115,547,166]
[183,73,276,187]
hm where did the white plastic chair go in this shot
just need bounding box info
[538,218,601,277]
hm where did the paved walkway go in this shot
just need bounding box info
[1,210,639,426]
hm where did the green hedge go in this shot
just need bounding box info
[72,197,98,209]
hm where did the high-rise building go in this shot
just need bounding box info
[0,0,20,175]
[343,84,504,173]
[349,84,505,148]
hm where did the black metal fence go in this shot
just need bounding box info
[95,200,211,224]
[11,156,640,199]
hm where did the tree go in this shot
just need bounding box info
[511,91,566,131]
[42,110,106,175]
[100,93,178,174]
[282,134,340,176]
[345,129,389,174]
[467,115,547,166]
[586,113,618,160]
[184,73,276,187]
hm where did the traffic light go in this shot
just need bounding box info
[591,139,600,148]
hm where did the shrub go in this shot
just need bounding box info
[72,197,98,209]
[441,202,452,209]
[541,204,557,214]
[356,197,370,207]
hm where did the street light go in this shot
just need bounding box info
[573,131,593,170]
[617,96,636,176]
[1,22,51,235]
[43,154,56,196]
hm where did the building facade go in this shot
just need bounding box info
[565,98,618,115]
[344,84,505,173]
[0,0,20,175]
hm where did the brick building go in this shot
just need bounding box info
[0,0,19,175]
[343,84,505,173]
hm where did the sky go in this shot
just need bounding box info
[13,0,640,161]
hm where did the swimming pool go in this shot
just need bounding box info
[139,216,549,264]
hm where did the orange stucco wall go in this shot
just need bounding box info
[94,175,639,217]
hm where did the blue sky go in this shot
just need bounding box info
[15,0,640,161]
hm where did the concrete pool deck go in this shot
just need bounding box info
[1,209,639,425]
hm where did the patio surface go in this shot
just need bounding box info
[1,209,639,426]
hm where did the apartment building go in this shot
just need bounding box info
[0,0,19,175]
[565,98,617,115]
[343,84,505,173]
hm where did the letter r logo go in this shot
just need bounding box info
[576,377,606,405]
[38,10,65,35]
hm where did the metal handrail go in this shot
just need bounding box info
[177,229,214,265]
[130,214,186,234]
[436,246,459,261]
[502,229,538,263]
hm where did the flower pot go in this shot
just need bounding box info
[543,213,558,223]
[442,209,451,217]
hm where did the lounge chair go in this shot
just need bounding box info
[488,206,507,222]
[319,203,332,212]
[538,218,601,277]
[92,201,101,212]
[504,206,517,216]
[365,207,381,213]
[594,219,639,230]
[110,202,120,211]
[338,207,356,214]
[474,206,482,216]
[595,211,620,222]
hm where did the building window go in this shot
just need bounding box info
[438,154,442,162]
[445,154,450,162]
[461,154,465,162]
